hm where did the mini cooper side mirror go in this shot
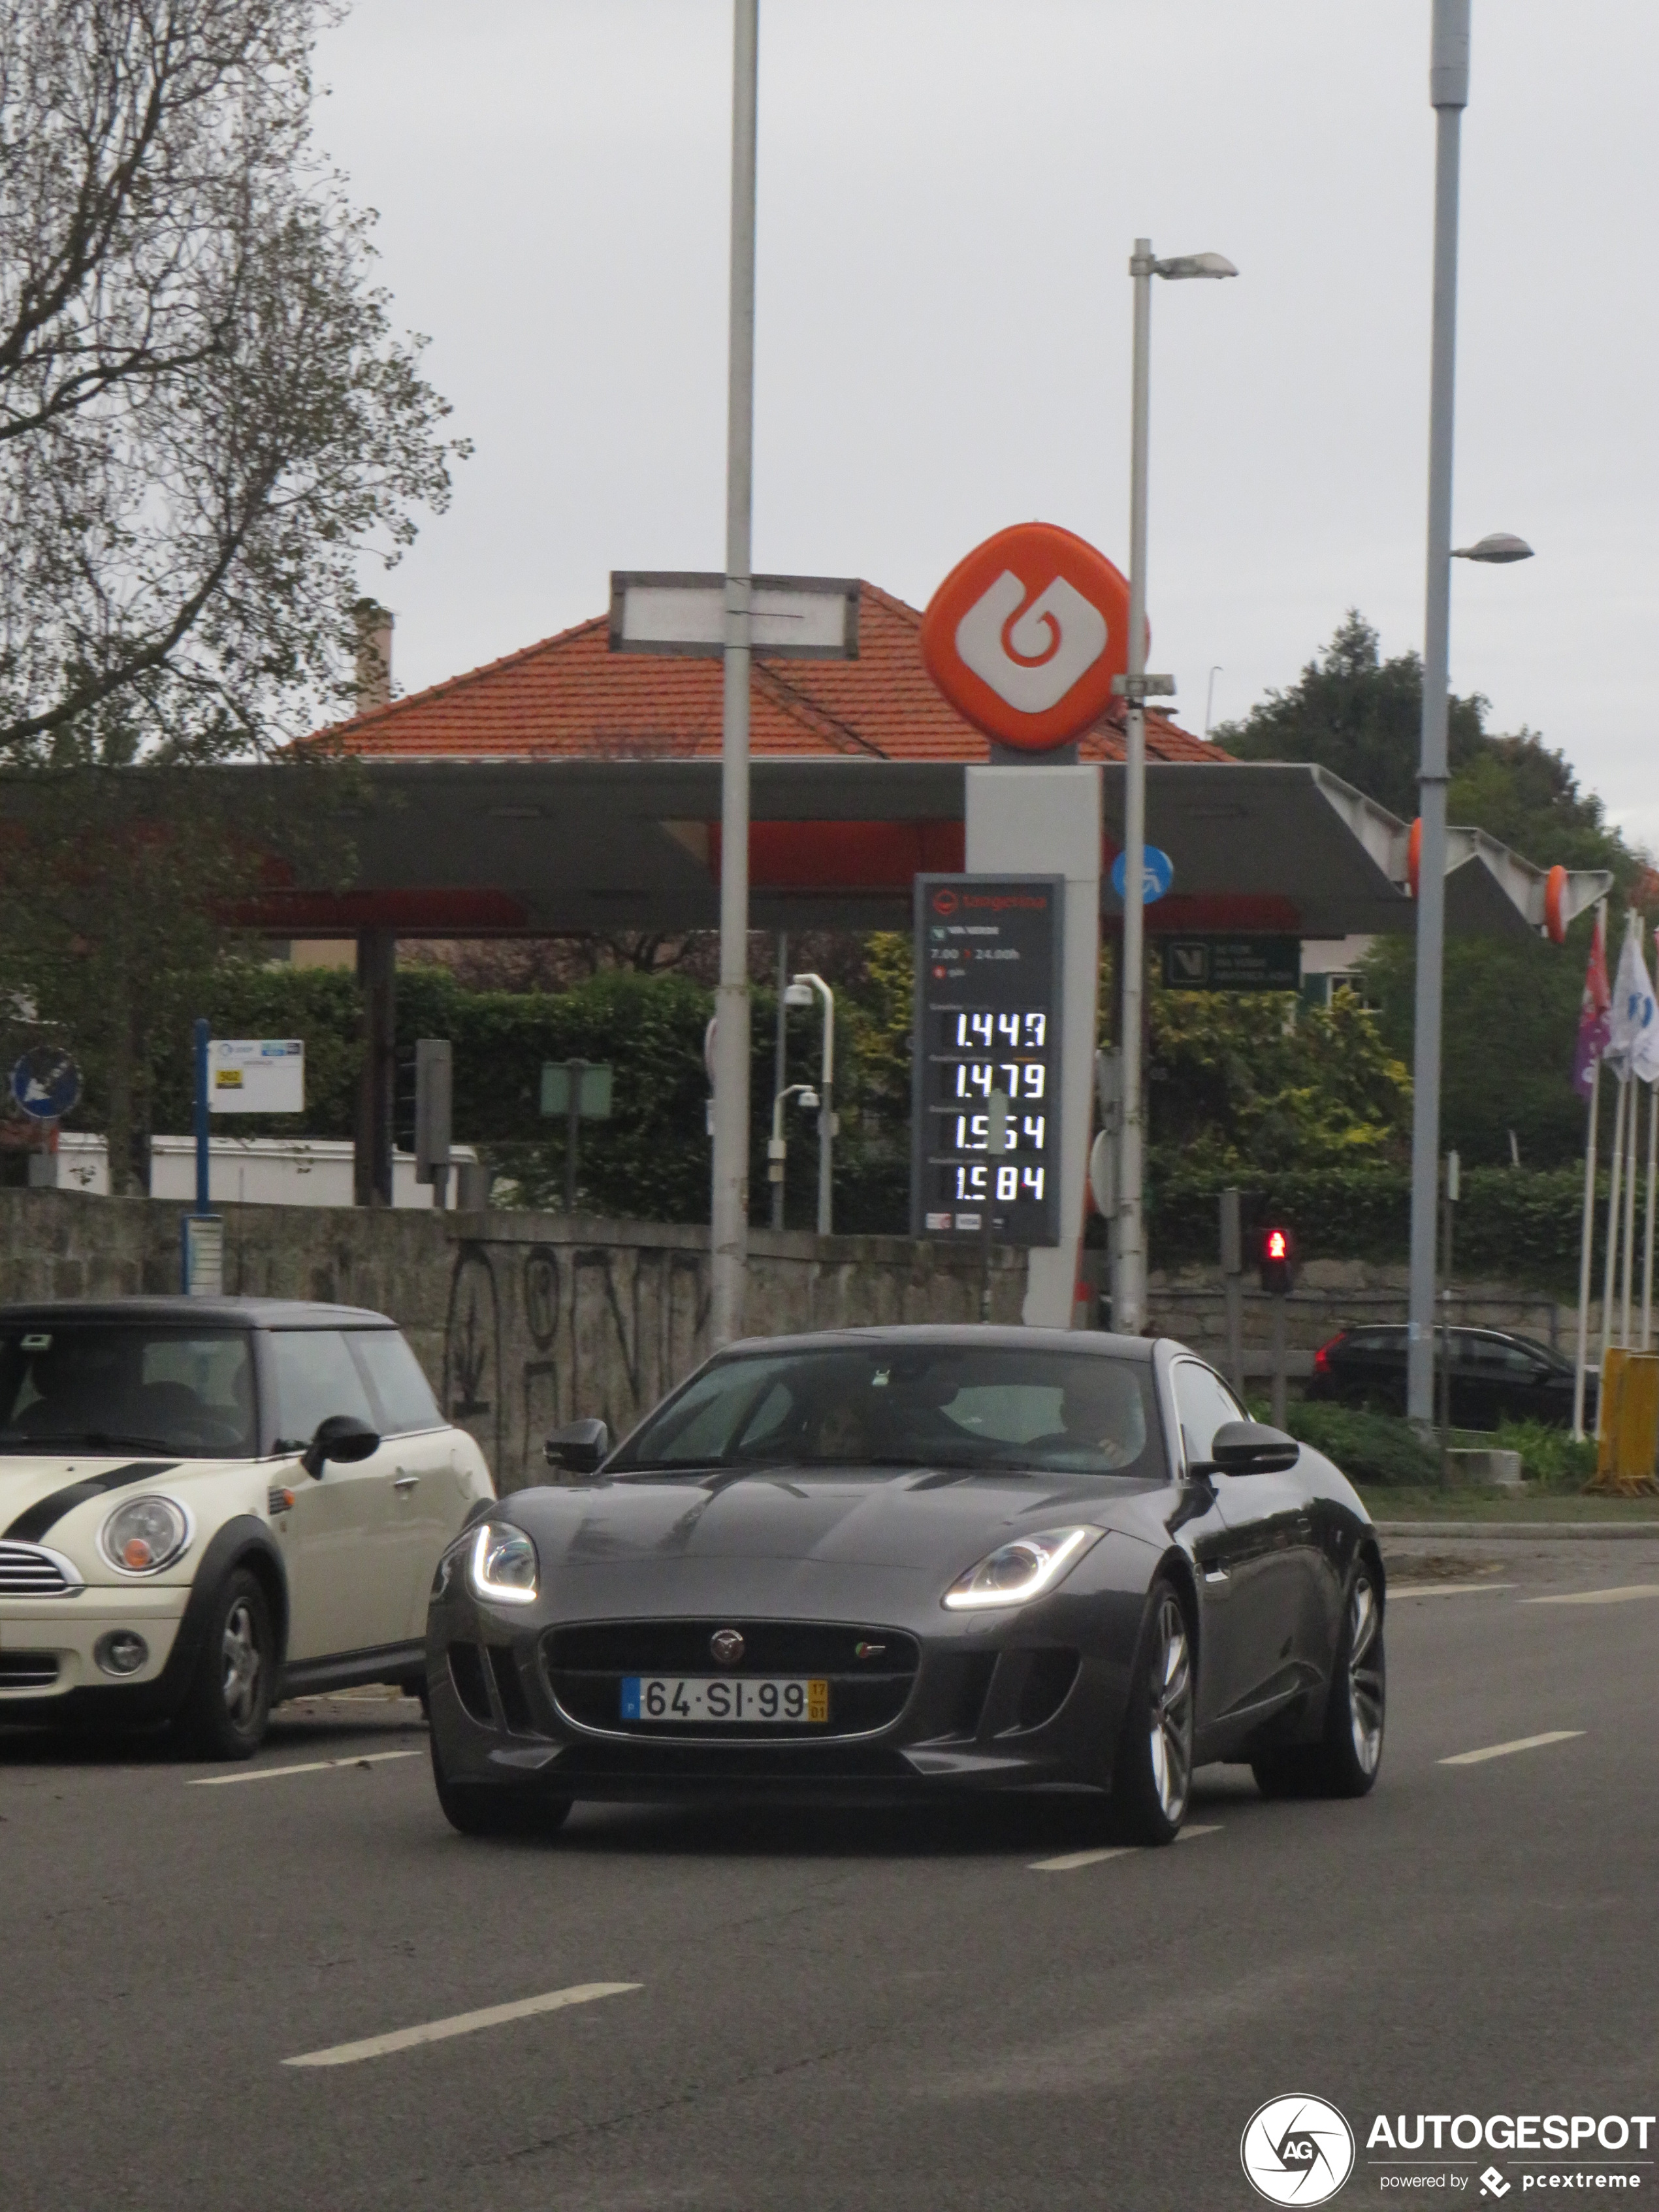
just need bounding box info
[301,1413,381,1480]
[1199,1420,1300,1478]
[544,1418,609,1475]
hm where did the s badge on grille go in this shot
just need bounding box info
[709,1628,745,1667]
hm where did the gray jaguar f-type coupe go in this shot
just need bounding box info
[425,1326,1385,1844]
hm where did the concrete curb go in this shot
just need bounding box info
[1376,1520,1659,1541]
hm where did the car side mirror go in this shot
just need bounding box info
[301,1413,381,1480]
[1198,1420,1300,1477]
[545,1417,609,1475]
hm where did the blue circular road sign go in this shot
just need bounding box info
[11,1048,81,1121]
[1110,844,1174,905]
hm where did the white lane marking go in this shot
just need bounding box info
[1440,1730,1585,1767]
[1390,1582,1516,1599]
[1522,1584,1659,1607]
[189,1750,420,1787]
[283,1981,641,2069]
[1029,1823,1221,1872]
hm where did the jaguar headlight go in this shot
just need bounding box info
[469,1521,539,1606]
[942,1525,1103,1611]
[101,1496,191,1577]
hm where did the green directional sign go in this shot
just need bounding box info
[1161,937,1302,993]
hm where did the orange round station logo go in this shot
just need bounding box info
[919,521,1133,752]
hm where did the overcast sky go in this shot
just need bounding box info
[314,1,1658,854]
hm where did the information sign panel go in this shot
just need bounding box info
[1161,937,1302,992]
[209,1038,304,1114]
[911,874,1063,1247]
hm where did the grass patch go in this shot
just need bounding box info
[1357,1487,1659,1522]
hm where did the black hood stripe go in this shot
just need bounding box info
[5,1462,180,1544]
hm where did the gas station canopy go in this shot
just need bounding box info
[234,754,1608,945]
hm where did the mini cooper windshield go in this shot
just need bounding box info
[608,1344,1163,1480]
[0,1324,256,1458]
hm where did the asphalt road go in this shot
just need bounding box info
[4,1534,1658,2212]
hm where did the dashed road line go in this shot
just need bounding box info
[1391,1583,1517,1599]
[189,1750,421,1787]
[283,1981,641,2068]
[1029,1823,1221,1872]
[1439,1730,1584,1767]
[1522,1584,1659,1607]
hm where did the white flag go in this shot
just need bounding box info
[1607,925,1659,1083]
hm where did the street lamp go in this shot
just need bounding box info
[788,972,835,1234]
[767,1082,818,1221]
[1112,238,1238,1338]
[1405,0,1536,1426]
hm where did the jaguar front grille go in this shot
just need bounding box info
[542,1618,921,1742]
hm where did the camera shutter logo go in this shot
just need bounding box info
[1240,2095,1355,2205]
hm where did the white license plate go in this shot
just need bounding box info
[620,1675,829,1724]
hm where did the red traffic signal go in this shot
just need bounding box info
[1259,1225,1297,1295]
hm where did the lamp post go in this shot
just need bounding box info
[1112,240,1236,1339]
[767,1081,818,1223]
[1404,0,1536,1424]
[710,0,759,1348]
[788,972,835,1234]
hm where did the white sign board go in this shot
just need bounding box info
[210,1038,304,1115]
[608,571,860,660]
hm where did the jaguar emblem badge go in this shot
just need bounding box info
[710,1628,745,1667]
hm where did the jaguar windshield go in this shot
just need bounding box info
[609,1344,1163,1480]
[0,1325,256,1458]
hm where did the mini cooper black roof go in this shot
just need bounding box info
[0,1297,397,1330]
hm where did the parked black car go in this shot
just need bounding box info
[1306,1323,1593,1431]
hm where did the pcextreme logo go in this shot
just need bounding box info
[918,521,1132,753]
[1241,2096,1357,2205]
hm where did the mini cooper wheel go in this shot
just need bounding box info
[1110,1579,1195,1845]
[1252,1562,1385,1801]
[429,1730,572,1838]
[178,1568,274,1761]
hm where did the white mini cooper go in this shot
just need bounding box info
[0,1298,494,1757]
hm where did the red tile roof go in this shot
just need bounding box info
[321,583,1224,765]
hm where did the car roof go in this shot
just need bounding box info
[0,1296,396,1330]
[717,1324,1162,1364]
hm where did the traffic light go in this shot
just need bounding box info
[1259,1224,1297,1296]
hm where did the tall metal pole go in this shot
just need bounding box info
[711,0,758,1347]
[771,932,787,1231]
[1113,239,1153,1338]
[1406,0,1470,1426]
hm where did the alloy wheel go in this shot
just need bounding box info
[1147,1593,1194,1824]
[1347,1575,1384,1775]
[221,1598,263,1728]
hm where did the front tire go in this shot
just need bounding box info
[177,1569,275,1760]
[1110,1580,1195,1845]
[1252,1563,1385,1801]
[429,1730,572,1838]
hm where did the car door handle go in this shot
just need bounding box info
[393,1473,420,1492]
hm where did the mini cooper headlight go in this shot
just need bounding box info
[469,1521,539,1605]
[942,1526,1103,1611]
[101,1496,191,1576]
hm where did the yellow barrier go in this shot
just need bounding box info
[1589,1347,1659,1496]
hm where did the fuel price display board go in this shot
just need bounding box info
[911,874,1063,1247]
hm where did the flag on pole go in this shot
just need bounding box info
[1607,918,1659,1084]
[1573,905,1611,1098]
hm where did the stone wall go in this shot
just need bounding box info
[0,1191,1023,1492]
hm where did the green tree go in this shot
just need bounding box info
[0,0,463,762]
[1214,612,1487,820]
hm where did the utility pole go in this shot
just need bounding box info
[709,0,759,1348]
[1406,0,1469,1426]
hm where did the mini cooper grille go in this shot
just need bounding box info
[0,1543,78,1595]
[543,1620,921,1741]
[0,1652,61,1688]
